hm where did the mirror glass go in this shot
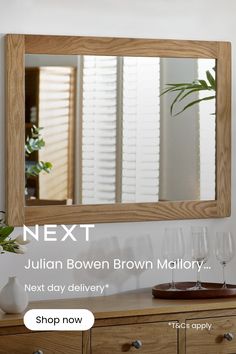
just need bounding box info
[24,54,216,206]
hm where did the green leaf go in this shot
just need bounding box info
[164,82,196,87]
[206,70,216,89]
[161,83,207,97]
[25,126,46,154]
[25,161,53,178]
[178,87,209,102]
[170,89,185,115]
[0,226,14,237]
[173,95,216,116]
[198,80,209,89]
[161,67,216,116]
[0,226,14,241]
[2,243,16,253]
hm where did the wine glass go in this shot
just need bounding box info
[123,234,153,290]
[189,226,209,290]
[215,232,235,288]
[162,227,185,291]
[74,236,121,296]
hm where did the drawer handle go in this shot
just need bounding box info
[33,351,44,354]
[224,333,234,341]
[132,340,142,349]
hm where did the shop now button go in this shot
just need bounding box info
[24,309,94,331]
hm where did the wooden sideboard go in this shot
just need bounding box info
[1,289,236,354]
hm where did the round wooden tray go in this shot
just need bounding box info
[152,282,236,299]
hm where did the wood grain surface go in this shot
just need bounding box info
[0,332,82,354]
[25,35,218,58]
[5,34,232,225]
[91,322,178,354]
[0,290,236,354]
[216,42,232,217]
[1,288,236,327]
[5,34,25,225]
[186,316,236,354]
[25,200,219,225]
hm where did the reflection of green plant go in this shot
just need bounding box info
[161,68,216,116]
[25,126,52,178]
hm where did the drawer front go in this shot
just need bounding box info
[186,316,236,354]
[0,331,82,354]
[91,322,178,354]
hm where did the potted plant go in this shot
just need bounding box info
[0,212,29,254]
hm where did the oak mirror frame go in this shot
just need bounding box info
[5,34,231,226]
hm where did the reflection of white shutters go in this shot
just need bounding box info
[81,56,160,204]
[38,67,75,201]
[82,56,117,204]
[122,57,160,202]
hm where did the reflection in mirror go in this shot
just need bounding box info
[24,55,216,206]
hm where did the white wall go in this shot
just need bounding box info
[160,58,200,201]
[0,0,235,301]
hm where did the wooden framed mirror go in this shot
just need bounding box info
[5,34,231,226]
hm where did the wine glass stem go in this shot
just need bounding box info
[196,263,201,289]
[171,268,176,289]
[222,263,227,288]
